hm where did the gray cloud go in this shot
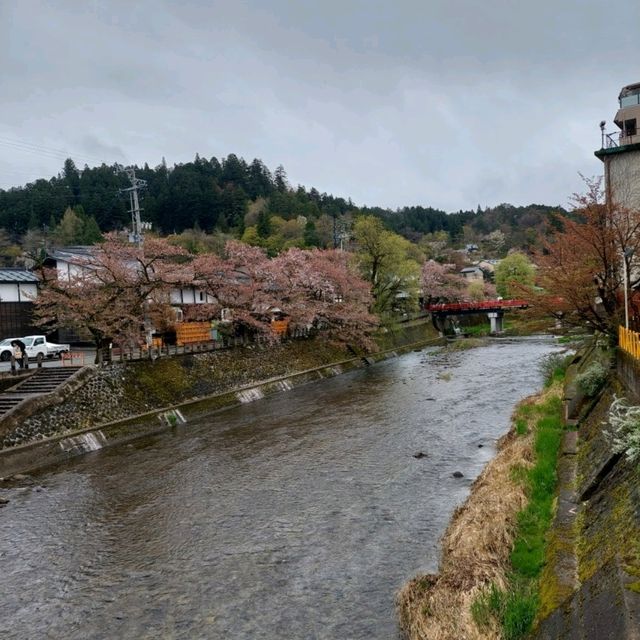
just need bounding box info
[1,0,638,211]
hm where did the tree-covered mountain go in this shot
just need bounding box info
[0,154,567,254]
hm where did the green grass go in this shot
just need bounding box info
[471,580,538,640]
[539,352,572,387]
[501,584,538,640]
[556,334,589,344]
[515,417,528,435]
[473,390,565,639]
[464,323,491,336]
[471,582,503,629]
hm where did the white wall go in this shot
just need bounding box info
[55,259,87,282]
[608,151,640,211]
[0,282,38,302]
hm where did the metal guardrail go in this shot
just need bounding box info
[602,131,640,149]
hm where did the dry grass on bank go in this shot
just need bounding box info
[397,385,560,640]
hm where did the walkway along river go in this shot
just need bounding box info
[0,337,558,639]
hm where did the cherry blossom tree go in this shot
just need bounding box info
[192,241,280,337]
[421,261,467,305]
[270,247,377,349]
[193,242,377,348]
[34,235,187,362]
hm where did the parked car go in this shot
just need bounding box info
[0,338,18,361]
[0,335,70,362]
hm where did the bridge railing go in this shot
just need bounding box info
[424,299,529,313]
[619,326,640,359]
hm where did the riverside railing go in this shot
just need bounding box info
[111,328,313,364]
[619,325,640,359]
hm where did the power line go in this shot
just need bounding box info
[0,135,121,166]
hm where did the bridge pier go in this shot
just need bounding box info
[487,311,504,334]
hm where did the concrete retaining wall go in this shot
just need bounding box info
[0,325,440,476]
[534,349,640,639]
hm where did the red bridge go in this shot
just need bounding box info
[424,299,529,314]
[424,299,529,333]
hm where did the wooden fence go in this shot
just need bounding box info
[619,325,640,359]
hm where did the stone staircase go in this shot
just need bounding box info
[0,367,84,419]
[0,396,23,416]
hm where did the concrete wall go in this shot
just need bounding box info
[0,321,440,475]
[534,350,640,639]
[607,150,640,211]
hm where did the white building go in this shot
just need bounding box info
[0,269,41,339]
[47,247,215,308]
[596,82,640,210]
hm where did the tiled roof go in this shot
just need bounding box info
[0,269,39,283]
[49,247,96,262]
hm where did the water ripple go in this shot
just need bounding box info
[0,337,557,640]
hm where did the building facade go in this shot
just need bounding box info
[0,269,40,340]
[596,82,640,210]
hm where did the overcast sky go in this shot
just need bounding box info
[1,0,639,212]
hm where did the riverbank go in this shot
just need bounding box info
[0,333,558,640]
[397,380,564,640]
[398,339,640,640]
[0,320,440,475]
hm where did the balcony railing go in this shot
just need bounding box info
[602,132,619,148]
[601,130,640,149]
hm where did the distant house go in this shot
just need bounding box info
[460,266,484,283]
[477,259,497,274]
[45,246,216,340]
[47,246,214,309]
[45,246,95,280]
[477,260,498,281]
[0,268,41,339]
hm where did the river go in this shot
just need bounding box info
[0,337,558,640]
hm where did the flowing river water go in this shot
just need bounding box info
[0,337,559,640]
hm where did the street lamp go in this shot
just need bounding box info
[623,248,634,329]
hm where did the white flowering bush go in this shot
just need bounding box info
[606,395,640,462]
[575,361,608,397]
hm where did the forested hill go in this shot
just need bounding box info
[0,155,566,251]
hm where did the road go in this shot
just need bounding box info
[0,347,95,373]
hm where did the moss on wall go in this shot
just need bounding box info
[1,321,439,450]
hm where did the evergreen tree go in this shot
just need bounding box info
[274,165,288,192]
[303,219,320,247]
[256,210,272,238]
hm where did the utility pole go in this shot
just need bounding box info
[118,167,147,246]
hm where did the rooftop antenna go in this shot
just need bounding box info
[116,165,147,246]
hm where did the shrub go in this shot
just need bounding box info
[575,361,608,397]
[539,352,571,386]
[607,396,640,462]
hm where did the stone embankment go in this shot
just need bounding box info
[533,350,640,639]
[0,321,439,475]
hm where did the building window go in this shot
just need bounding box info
[621,93,640,108]
[624,119,637,137]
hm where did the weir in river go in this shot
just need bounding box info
[0,337,558,640]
